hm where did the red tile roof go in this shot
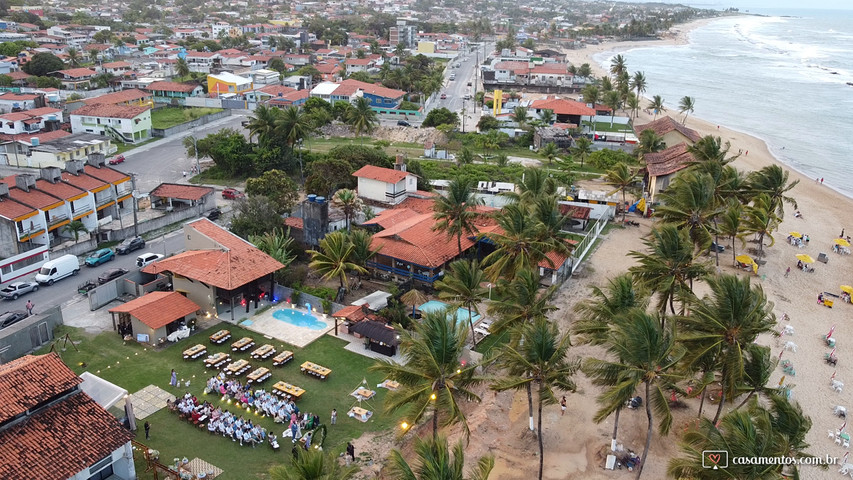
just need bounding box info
[82,88,151,105]
[5,71,29,81]
[337,78,405,100]
[142,218,285,290]
[83,165,130,185]
[35,178,86,200]
[333,304,369,321]
[284,216,304,229]
[529,98,596,116]
[56,67,97,78]
[558,203,591,220]
[61,171,108,191]
[0,392,134,480]
[353,165,408,184]
[71,103,149,120]
[4,184,63,210]
[645,143,696,177]
[635,116,702,143]
[363,207,423,229]
[146,81,199,93]
[0,354,81,423]
[0,129,71,143]
[109,291,201,329]
[258,85,296,96]
[346,58,372,65]
[150,183,213,201]
[101,61,131,69]
[269,90,309,105]
[392,196,436,215]
[371,213,478,268]
[0,197,36,220]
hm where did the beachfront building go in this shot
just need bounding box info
[142,218,284,319]
[0,354,136,480]
[634,116,701,147]
[643,143,697,203]
[69,104,152,144]
[529,97,596,126]
[352,164,418,206]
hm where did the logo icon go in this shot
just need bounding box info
[702,450,728,469]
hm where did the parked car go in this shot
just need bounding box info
[710,242,726,253]
[440,93,447,99]
[0,281,39,300]
[85,248,115,267]
[463,93,471,100]
[467,81,472,86]
[108,155,125,165]
[98,268,128,285]
[78,280,98,295]
[207,208,221,221]
[221,188,244,200]
[396,120,410,127]
[136,253,164,268]
[116,236,145,255]
[0,310,29,329]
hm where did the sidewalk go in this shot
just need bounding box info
[122,110,248,159]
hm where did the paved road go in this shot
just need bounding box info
[0,232,185,320]
[433,42,492,132]
[117,112,250,192]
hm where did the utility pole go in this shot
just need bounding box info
[130,173,139,237]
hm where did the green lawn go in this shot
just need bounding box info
[151,107,224,130]
[39,323,400,479]
[113,138,156,156]
[589,121,632,133]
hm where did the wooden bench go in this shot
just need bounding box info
[209,329,231,344]
[231,337,255,352]
[182,344,207,360]
[272,351,294,367]
[272,380,305,400]
[251,344,276,360]
[300,361,331,379]
[204,352,230,369]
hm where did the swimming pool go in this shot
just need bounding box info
[418,300,482,325]
[272,309,329,330]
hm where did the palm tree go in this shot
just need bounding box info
[277,105,312,149]
[249,227,296,269]
[492,319,580,480]
[742,193,779,258]
[510,106,528,129]
[655,172,725,253]
[678,96,695,124]
[629,225,711,315]
[635,129,665,165]
[332,189,362,230]
[649,95,666,119]
[456,147,474,166]
[538,108,555,125]
[504,167,557,205]
[347,229,379,284]
[388,434,494,480]
[488,268,557,336]
[370,312,483,440]
[746,164,799,221]
[668,395,814,479]
[246,104,281,146]
[735,344,777,409]
[269,448,358,480]
[539,142,558,166]
[678,274,777,424]
[175,57,190,78]
[435,260,487,345]
[88,48,99,63]
[718,203,745,265]
[604,162,638,222]
[66,48,81,67]
[346,97,378,141]
[63,220,87,242]
[432,177,484,257]
[583,309,684,480]
[610,54,627,78]
[581,85,600,107]
[626,93,641,119]
[571,136,593,169]
[481,203,561,282]
[630,71,647,104]
[307,231,367,290]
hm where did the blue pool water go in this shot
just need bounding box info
[418,300,482,325]
[272,309,328,330]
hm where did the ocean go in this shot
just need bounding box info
[594,9,853,197]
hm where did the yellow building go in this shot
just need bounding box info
[207,73,254,96]
[417,41,436,54]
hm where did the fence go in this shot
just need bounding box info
[185,97,223,108]
[0,305,63,362]
[571,216,608,275]
[273,284,346,315]
[151,110,231,138]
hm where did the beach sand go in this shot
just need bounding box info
[362,19,852,479]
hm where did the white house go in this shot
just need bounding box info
[69,104,152,144]
[0,92,46,113]
[0,107,62,135]
[352,164,417,205]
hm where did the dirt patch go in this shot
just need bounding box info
[318,124,447,147]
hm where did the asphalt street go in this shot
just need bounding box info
[432,42,492,132]
[0,232,185,318]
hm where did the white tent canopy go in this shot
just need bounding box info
[79,371,128,410]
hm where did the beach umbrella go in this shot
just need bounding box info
[832,370,837,381]
[841,286,853,295]
[831,347,837,358]
[796,253,815,264]
[828,325,837,338]
[843,452,849,465]
[789,231,802,238]
[735,254,754,265]
[778,349,784,360]
[836,238,851,247]
[752,263,758,274]
[841,420,847,432]
[400,288,429,317]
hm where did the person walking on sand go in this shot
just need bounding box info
[785,267,791,278]
[25,300,34,316]
[170,369,178,387]
[144,421,151,440]
[560,396,567,416]
[821,178,824,184]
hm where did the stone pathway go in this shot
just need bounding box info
[184,457,223,479]
[129,385,175,419]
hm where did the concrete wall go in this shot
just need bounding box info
[151,110,230,138]
[273,284,346,314]
[0,305,63,363]
[173,275,216,314]
[357,177,388,203]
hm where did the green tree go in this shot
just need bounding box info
[581,85,600,106]
[22,52,65,76]
[63,220,88,242]
[630,71,647,103]
[435,259,487,345]
[304,158,355,197]
[268,57,287,74]
[538,108,555,125]
[307,231,367,290]
[230,196,286,239]
[245,170,299,215]
[331,188,363,231]
[492,319,579,480]
[718,203,745,265]
[277,105,312,149]
[66,48,81,67]
[422,107,459,128]
[197,128,253,176]
[346,97,378,141]
[628,225,711,315]
[93,30,114,44]
[509,106,528,128]
[678,96,695,125]
[649,95,666,119]
[610,54,627,78]
[604,90,622,127]
[735,344,777,409]
[370,311,483,440]
[655,171,725,252]
[539,142,559,166]
[604,162,638,222]
[269,447,358,480]
[678,274,777,423]
[635,129,665,165]
[476,115,501,131]
[583,310,684,480]
[432,177,484,257]
[347,229,380,283]
[0,75,12,87]
[571,136,593,168]
[249,228,295,284]
[742,193,779,258]
[746,164,799,221]
[175,57,190,78]
[388,434,494,480]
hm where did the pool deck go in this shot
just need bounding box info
[241,304,334,348]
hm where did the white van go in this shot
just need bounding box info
[35,255,80,285]
[136,252,164,268]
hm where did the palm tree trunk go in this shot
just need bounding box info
[637,381,653,480]
[731,235,737,265]
[433,403,439,440]
[612,406,621,442]
[468,308,476,346]
[538,388,545,480]
[457,232,463,258]
[713,219,720,267]
[713,371,726,425]
[697,386,706,418]
[527,382,535,431]
[735,391,755,410]
[622,191,627,223]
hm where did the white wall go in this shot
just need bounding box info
[69,442,135,480]
[357,177,388,203]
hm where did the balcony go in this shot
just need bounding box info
[96,196,115,207]
[47,213,69,227]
